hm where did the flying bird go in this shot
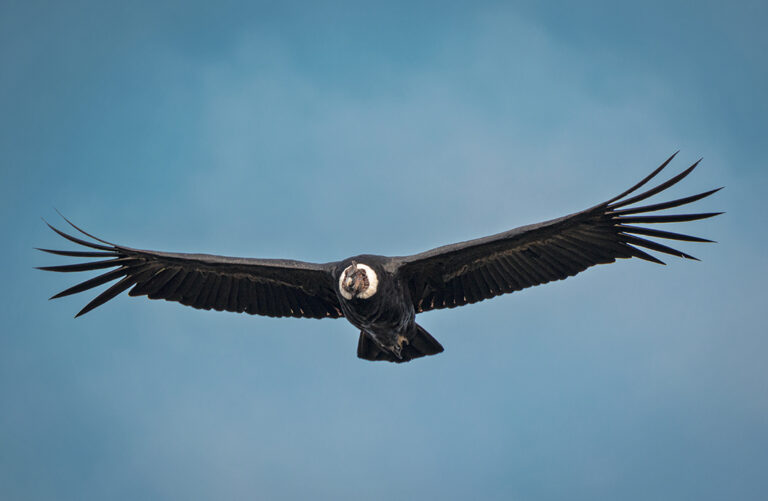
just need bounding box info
[39,153,721,363]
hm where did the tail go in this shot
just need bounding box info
[357,323,444,363]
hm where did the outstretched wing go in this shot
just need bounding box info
[38,218,344,319]
[396,152,722,313]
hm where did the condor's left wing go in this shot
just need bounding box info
[394,153,721,313]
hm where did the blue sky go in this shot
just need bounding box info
[2,1,766,499]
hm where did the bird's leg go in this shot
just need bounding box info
[390,334,409,359]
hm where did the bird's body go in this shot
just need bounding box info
[39,153,721,363]
[336,257,415,356]
[333,256,443,361]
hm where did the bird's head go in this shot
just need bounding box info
[338,262,378,300]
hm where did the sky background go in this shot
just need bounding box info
[2,1,767,499]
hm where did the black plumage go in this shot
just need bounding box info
[39,153,721,363]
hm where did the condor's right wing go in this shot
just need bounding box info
[39,218,344,319]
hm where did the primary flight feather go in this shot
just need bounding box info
[39,153,721,363]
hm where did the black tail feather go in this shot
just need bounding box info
[357,323,444,363]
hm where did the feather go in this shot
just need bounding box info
[618,212,722,224]
[612,187,722,216]
[621,234,698,260]
[76,276,138,317]
[37,258,138,273]
[50,268,129,299]
[603,151,678,205]
[36,248,115,258]
[610,159,701,210]
[616,225,714,243]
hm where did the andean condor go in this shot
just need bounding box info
[39,153,721,363]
